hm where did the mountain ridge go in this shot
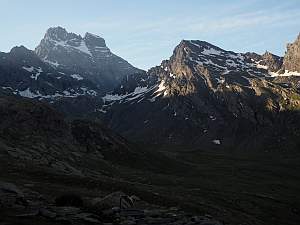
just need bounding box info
[99,34,300,150]
[1,28,300,149]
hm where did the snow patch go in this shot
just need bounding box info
[98,109,107,113]
[70,74,84,80]
[201,48,222,56]
[222,69,231,75]
[43,59,60,67]
[154,80,168,97]
[53,39,92,56]
[228,53,244,60]
[18,87,97,99]
[86,89,97,96]
[103,86,152,103]
[226,60,238,68]
[256,63,268,70]
[212,140,221,145]
[216,77,225,84]
[1,86,13,90]
[103,94,124,101]
[18,88,43,98]
[169,73,176,78]
[94,46,110,53]
[156,80,166,92]
[204,59,227,70]
[22,66,35,72]
[73,40,92,56]
[269,70,300,77]
[22,66,42,80]
[31,67,43,80]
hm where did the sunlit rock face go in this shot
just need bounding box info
[283,33,300,73]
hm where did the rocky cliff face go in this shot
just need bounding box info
[35,27,141,90]
[283,33,300,73]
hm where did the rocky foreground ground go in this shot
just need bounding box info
[0,181,222,225]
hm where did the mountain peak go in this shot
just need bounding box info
[10,45,29,53]
[263,51,272,56]
[84,32,101,39]
[9,45,35,58]
[182,40,220,48]
[174,40,228,59]
[44,26,81,42]
[170,39,237,66]
[34,26,140,90]
[262,51,281,59]
[177,40,216,51]
[259,51,283,72]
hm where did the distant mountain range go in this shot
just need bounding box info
[1,27,300,151]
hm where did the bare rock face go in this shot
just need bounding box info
[283,33,300,72]
[261,51,283,72]
[244,51,283,72]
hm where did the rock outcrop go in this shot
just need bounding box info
[283,33,300,72]
[261,51,283,72]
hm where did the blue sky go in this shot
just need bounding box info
[0,0,300,69]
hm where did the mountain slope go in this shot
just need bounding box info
[0,26,142,104]
[0,46,100,100]
[0,95,134,176]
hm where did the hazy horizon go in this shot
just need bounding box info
[1,0,300,70]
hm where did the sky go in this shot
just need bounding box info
[0,0,300,70]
